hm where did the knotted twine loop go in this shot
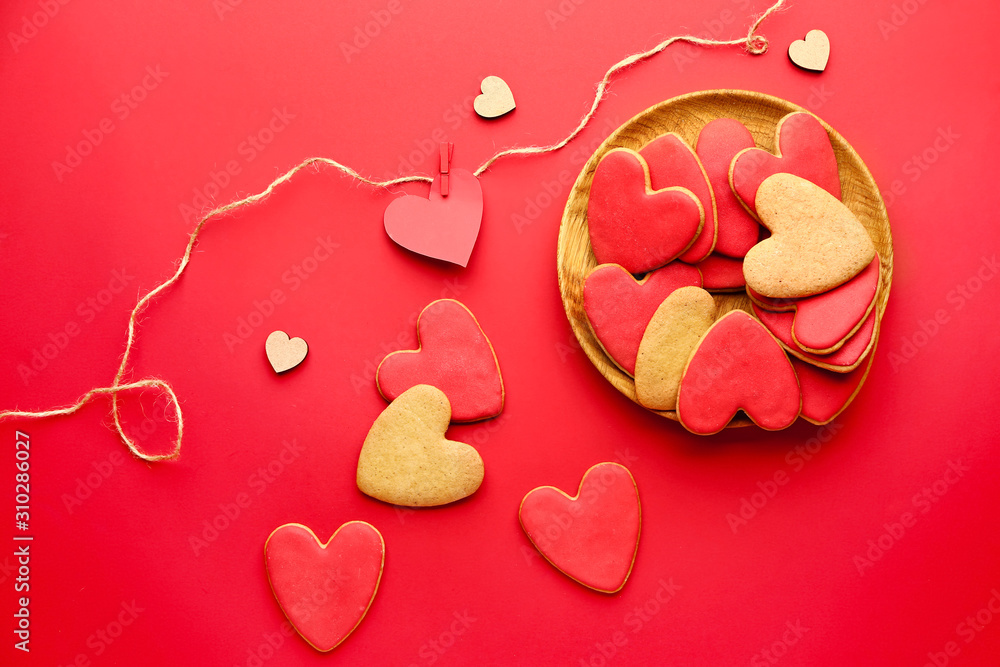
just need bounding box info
[0,0,785,462]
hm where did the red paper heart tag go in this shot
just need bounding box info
[383,168,483,267]
[264,522,385,652]
[519,462,641,593]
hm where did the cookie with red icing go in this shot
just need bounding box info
[265,522,384,652]
[583,262,702,375]
[791,352,875,425]
[694,118,761,258]
[749,254,880,354]
[587,148,704,274]
[677,311,801,435]
[752,302,877,373]
[519,462,640,594]
[376,299,503,422]
[640,133,717,263]
[730,111,841,217]
[690,254,746,292]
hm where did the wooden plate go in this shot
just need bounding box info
[556,89,893,427]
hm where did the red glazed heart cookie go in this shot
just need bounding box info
[519,462,641,594]
[691,254,746,292]
[377,299,503,422]
[383,168,483,267]
[749,254,880,353]
[587,148,704,274]
[583,262,702,375]
[730,111,841,216]
[694,118,761,258]
[791,354,874,425]
[677,311,801,435]
[264,522,385,652]
[640,133,717,263]
[752,303,877,373]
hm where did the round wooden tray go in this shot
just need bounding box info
[556,89,894,427]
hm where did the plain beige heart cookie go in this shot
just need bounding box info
[744,173,875,299]
[357,384,484,507]
[788,29,830,72]
[265,330,308,373]
[634,286,717,411]
[474,76,515,119]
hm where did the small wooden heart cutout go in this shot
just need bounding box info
[266,330,308,373]
[474,76,516,119]
[789,29,830,72]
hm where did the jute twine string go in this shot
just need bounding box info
[0,0,786,461]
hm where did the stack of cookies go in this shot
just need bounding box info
[583,111,883,435]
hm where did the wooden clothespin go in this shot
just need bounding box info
[439,142,454,197]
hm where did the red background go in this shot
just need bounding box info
[3,0,1000,665]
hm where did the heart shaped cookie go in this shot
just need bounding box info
[640,133,717,263]
[264,522,384,652]
[744,173,875,299]
[473,76,516,118]
[383,168,483,267]
[583,262,702,375]
[731,111,841,215]
[519,462,640,593]
[751,303,877,373]
[587,148,704,274]
[357,384,484,506]
[376,299,503,422]
[677,311,801,435]
[690,254,746,292]
[791,353,873,425]
[266,330,309,373]
[789,29,831,72]
[634,286,716,411]
[749,254,880,353]
[694,118,761,258]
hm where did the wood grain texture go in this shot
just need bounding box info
[556,90,893,426]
